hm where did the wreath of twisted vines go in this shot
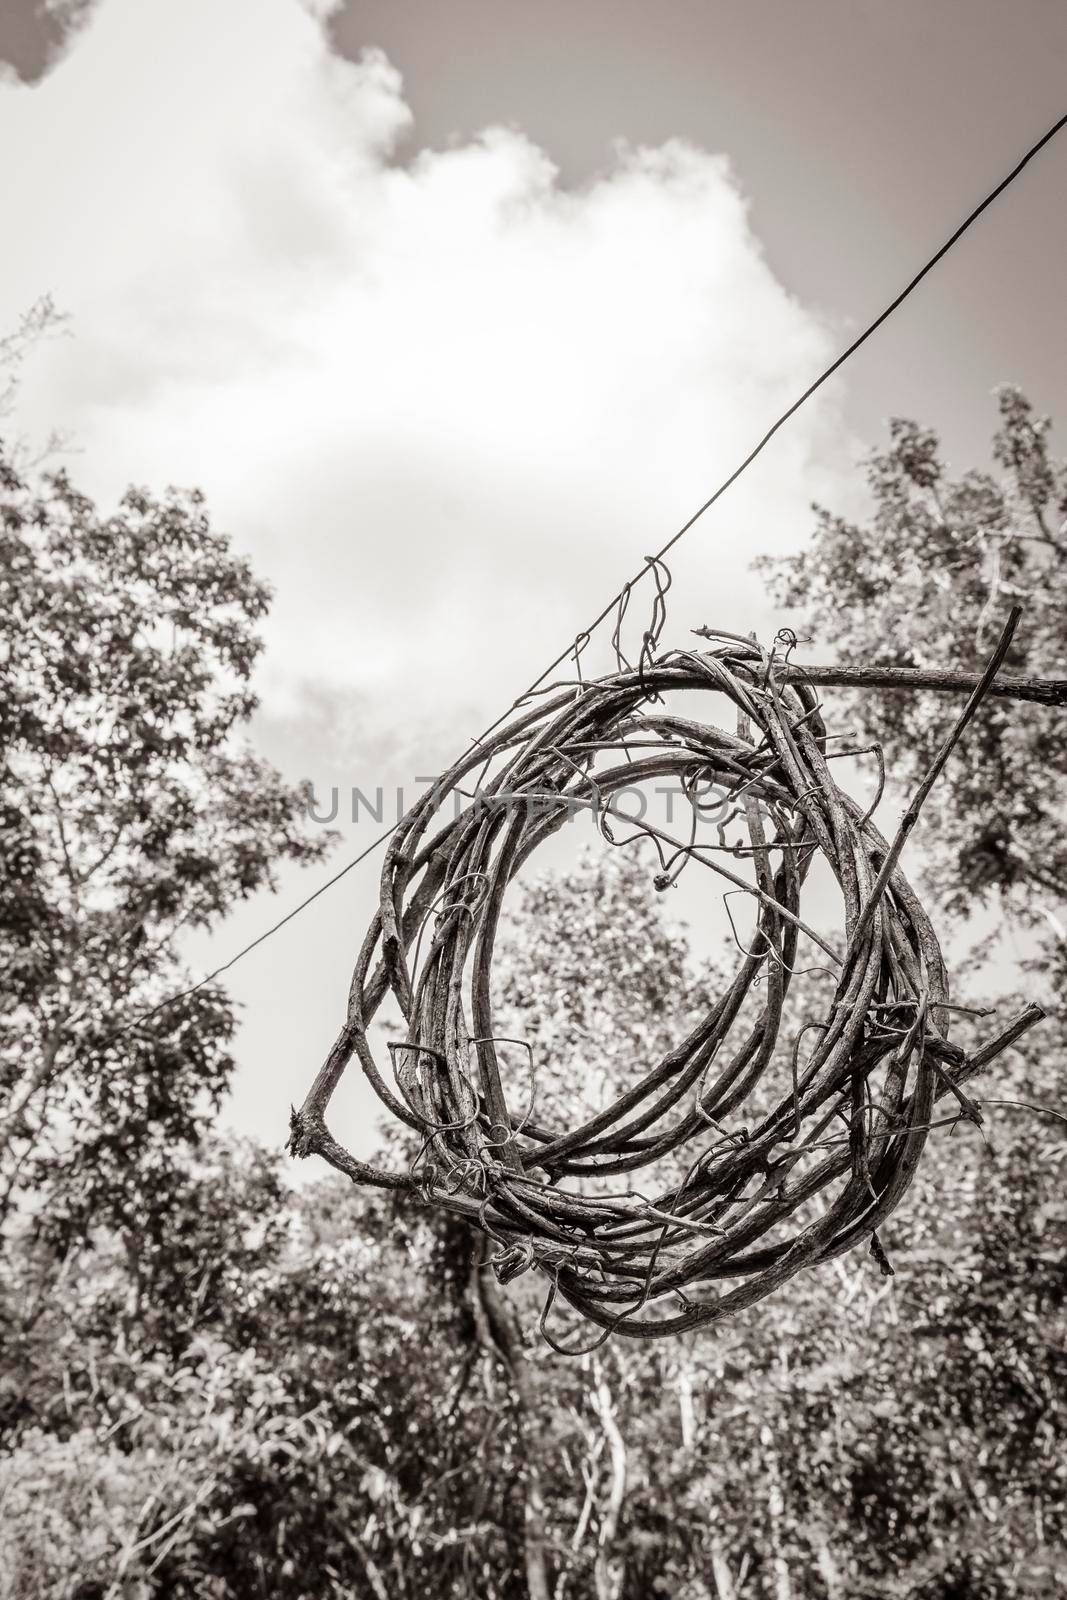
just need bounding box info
[290,619,1044,1346]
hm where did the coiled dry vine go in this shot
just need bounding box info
[290,615,1047,1344]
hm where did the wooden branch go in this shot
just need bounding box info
[779,661,1067,707]
[0,1021,67,1160]
[845,609,1020,961]
[690,625,1067,705]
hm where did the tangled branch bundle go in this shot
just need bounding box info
[291,621,1045,1344]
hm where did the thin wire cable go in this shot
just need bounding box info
[119,107,1067,1036]
[117,826,395,1036]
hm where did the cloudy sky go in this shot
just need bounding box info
[2,0,1064,1156]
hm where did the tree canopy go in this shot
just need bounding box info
[759,386,1067,934]
[1,393,1065,1598]
[0,441,331,1240]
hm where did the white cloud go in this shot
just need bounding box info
[1,0,859,772]
[0,0,872,1152]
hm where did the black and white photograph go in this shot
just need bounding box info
[1,2,1065,1595]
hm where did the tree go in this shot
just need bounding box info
[0,296,70,446]
[757,387,1067,939]
[0,441,332,1238]
[2,392,1064,1599]
[1,852,1063,1598]
[753,385,1067,1596]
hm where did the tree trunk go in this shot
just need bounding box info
[760,1425,793,1600]
[709,1535,737,1600]
[470,1238,551,1600]
[676,1360,696,1452]
[813,1532,843,1599]
[589,1358,628,1600]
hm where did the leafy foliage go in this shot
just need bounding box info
[757,388,1067,926]
[2,396,1065,1596]
[493,848,722,1148]
[1,1004,1062,1598]
[0,440,332,1234]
